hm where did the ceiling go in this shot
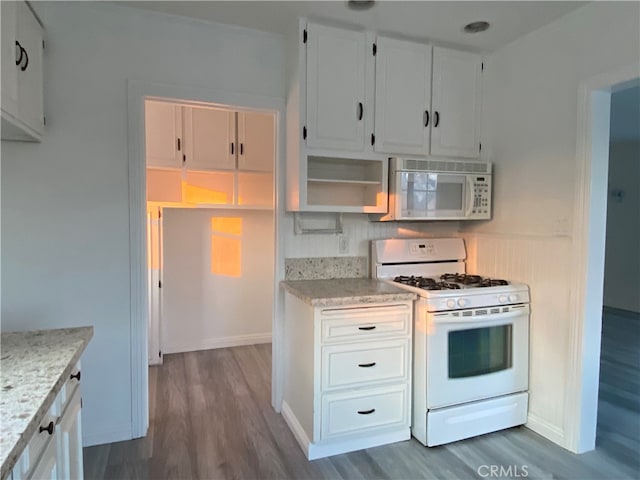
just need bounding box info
[115,1,587,52]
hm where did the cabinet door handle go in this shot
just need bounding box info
[358,325,376,331]
[39,421,54,435]
[240,143,244,155]
[70,371,81,381]
[434,111,440,128]
[15,41,23,66]
[19,46,29,72]
[358,102,363,121]
[357,409,375,415]
[424,110,430,127]
[358,362,376,368]
[230,142,234,155]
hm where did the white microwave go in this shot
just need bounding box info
[375,157,492,221]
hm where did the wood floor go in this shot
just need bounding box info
[84,327,639,480]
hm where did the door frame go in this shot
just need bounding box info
[564,63,639,453]
[127,79,286,437]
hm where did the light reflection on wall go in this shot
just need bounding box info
[211,217,242,277]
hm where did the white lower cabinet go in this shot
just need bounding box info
[12,365,83,480]
[282,295,412,459]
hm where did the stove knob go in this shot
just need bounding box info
[446,299,456,309]
[457,298,469,308]
[509,294,519,303]
[498,295,508,304]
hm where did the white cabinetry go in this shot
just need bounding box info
[1,1,45,141]
[282,295,412,459]
[374,36,432,155]
[145,101,274,209]
[286,20,387,213]
[374,38,482,158]
[431,47,483,158]
[11,365,84,480]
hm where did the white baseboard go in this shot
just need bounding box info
[164,333,272,354]
[526,412,566,448]
[83,423,134,447]
[281,400,410,460]
[281,400,311,456]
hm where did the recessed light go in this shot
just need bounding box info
[347,0,375,11]
[463,21,490,33]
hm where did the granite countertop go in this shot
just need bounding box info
[0,327,93,480]
[281,278,416,307]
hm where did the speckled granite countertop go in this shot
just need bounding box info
[0,327,93,480]
[281,278,416,307]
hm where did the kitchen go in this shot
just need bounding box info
[1,1,639,479]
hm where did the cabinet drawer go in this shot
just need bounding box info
[320,384,408,439]
[320,304,411,343]
[12,412,56,480]
[322,339,409,390]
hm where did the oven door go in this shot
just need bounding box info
[425,305,529,409]
[395,171,472,219]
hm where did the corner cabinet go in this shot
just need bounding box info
[1,1,45,142]
[282,294,413,459]
[373,38,482,158]
[286,19,388,213]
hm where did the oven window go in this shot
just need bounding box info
[448,325,512,378]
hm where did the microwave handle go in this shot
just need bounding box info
[465,177,475,217]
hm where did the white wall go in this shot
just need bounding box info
[162,208,274,353]
[1,2,284,446]
[464,1,640,449]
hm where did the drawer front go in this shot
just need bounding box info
[322,339,409,390]
[321,384,409,439]
[320,304,411,343]
[13,413,56,479]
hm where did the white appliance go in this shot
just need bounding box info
[372,238,530,447]
[374,157,492,221]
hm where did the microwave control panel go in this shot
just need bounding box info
[471,176,492,219]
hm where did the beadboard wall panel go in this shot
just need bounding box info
[283,213,460,259]
[464,233,572,444]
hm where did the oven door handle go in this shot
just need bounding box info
[431,306,529,325]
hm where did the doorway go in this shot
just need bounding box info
[596,84,640,465]
[144,98,276,363]
[127,81,285,438]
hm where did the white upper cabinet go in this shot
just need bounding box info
[305,22,367,152]
[1,1,45,141]
[145,100,183,169]
[185,106,236,171]
[431,47,483,158]
[237,111,274,172]
[374,36,432,155]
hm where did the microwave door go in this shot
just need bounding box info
[399,172,466,218]
[432,174,466,217]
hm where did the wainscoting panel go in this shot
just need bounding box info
[464,233,572,444]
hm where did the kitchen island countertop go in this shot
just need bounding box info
[281,278,416,307]
[0,327,93,479]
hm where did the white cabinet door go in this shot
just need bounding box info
[431,47,482,158]
[15,0,44,136]
[237,112,274,172]
[374,36,431,155]
[56,386,83,480]
[28,436,58,480]
[145,100,183,169]
[306,22,366,151]
[1,1,20,119]
[185,106,236,171]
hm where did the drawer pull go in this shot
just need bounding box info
[357,409,375,415]
[39,421,54,435]
[70,371,81,381]
[358,326,376,331]
[358,362,376,368]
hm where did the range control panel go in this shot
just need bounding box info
[409,240,436,256]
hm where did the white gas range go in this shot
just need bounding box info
[372,237,530,447]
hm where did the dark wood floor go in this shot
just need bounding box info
[84,324,639,479]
